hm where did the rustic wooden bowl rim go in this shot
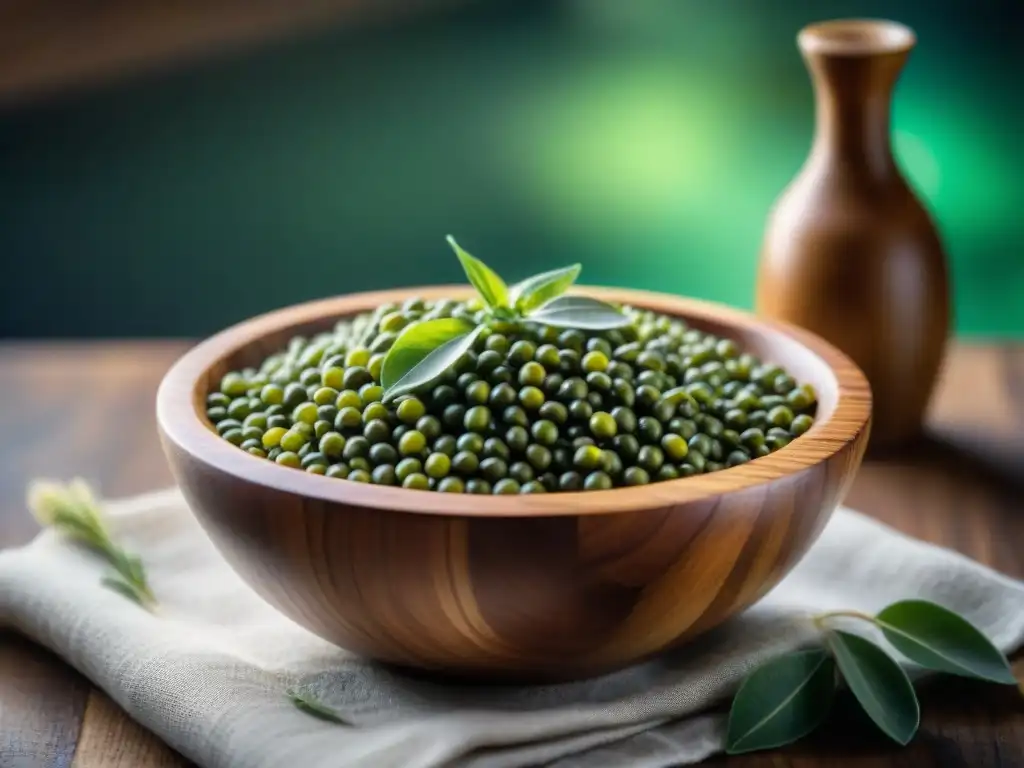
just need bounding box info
[156,285,871,518]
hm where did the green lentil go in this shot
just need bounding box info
[424,452,451,479]
[364,419,391,444]
[399,430,426,456]
[518,362,546,388]
[582,351,608,373]
[371,465,397,485]
[790,414,814,436]
[479,457,508,482]
[561,397,590,423]
[661,433,689,461]
[509,462,534,484]
[493,478,521,495]
[483,437,510,461]
[531,420,559,446]
[525,443,552,470]
[559,471,583,490]
[301,451,329,469]
[397,397,426,424]
[465,380,491,405]
[209,296,817,490]
[519,386,544,411]
[506,426,529,453]
[262,426,287,449]
[466,479,492,494]
[457,433,484,454]
[624,466,650,486]
[489,382,517,407]
[279,429,308,452]
[276,451,301,468]
[403,473,430,490]
[452,451,479,475]
[370,443,399,466]
[584,471,613,491]
[326,463,349,479]
[464,405,491,432]
[417,415,442,440]
[589,411,617,439]
[437,477,465,493]
[574,444,604,471]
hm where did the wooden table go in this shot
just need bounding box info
[1,341,1022,767]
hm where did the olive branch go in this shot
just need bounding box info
[725,599,1019,753]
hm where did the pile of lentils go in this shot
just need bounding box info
[205,297,817,494]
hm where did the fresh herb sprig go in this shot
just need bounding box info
[380,236,630,402]
[27,478,158,611]
[726,599,1018,754]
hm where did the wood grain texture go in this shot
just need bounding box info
[0,340,1021,766]
[71,691,183,768]
[756,18,951,451]
[156,286,872,679]
[0,632,91,768]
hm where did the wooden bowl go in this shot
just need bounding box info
[156,286,871,681]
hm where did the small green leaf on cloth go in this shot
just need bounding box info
[27,478,158,611]
[726,649,836,754]
[827,630,920,745]
[101,576,156,610]
[876,599,1017,684]
[287,687,348,724]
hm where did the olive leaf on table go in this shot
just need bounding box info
[725,600,1018,755]
[381,237,629,402]
[26,478,158,611]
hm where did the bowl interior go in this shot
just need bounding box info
[159,285,869,517]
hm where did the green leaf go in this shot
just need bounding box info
[726,649,836,754]
[286,688,346,724]
[381,318,481,402]
[101,575,151,608]
[509,264,582,314]
[527,295,633,330]
[876,600,1017,685]
[446,235,508,310]
[827,630,920,745]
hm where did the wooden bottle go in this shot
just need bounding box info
[756,19,950,449]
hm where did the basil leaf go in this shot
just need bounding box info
[447,235,508,310]
[381,318,481,402]
[726,649,836,754]
[509,264,581,314]
[876,600,1017,685]
[527,295,633,330]
[827,630,920,745]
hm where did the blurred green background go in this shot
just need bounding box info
[1,0,1021,339]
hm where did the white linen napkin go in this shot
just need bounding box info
[1,487,1022,768]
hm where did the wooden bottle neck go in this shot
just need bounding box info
[798,20,915,179]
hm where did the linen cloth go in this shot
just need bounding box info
[1,487,1022,768]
